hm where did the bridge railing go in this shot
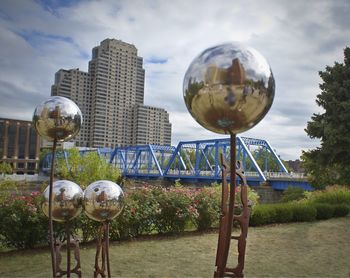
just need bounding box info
[264,172,307,180]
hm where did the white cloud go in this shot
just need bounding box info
[0,0,349,160]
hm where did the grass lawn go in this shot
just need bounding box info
[0,217,349,277]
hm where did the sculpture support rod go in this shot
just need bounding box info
[215,133,237,277]
[223,132,237,269]
[49,139,57,278]
[106,222,111,278]
[66,222,71,278]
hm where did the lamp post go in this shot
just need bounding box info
[183,43,275,277]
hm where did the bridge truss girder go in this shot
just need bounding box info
[109,136,289,185]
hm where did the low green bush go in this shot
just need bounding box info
[111,187,160,240]
[291,203,317,222]
[193,187,220,231]
[250,204,277,226]
[153,187,196,234]
[332,204,350,217]
[281,186,305,203]
[6,183,349,250]
[273,203,294,223]
[0,191,48,249]
[314,203,335,220]
[307,186,350,205]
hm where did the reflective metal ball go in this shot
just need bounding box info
[32,96,83,141]
[83,180,124,222]
[42,180,83,222]
[183,43,275,134]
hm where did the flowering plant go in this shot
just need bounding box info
[0,191,47,249]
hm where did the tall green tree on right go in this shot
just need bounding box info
[302,47,350,188]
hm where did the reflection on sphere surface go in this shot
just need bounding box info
[42,180,83,222]
[183,43,275,134]
[32,96,82,141]
[83,180,124,222]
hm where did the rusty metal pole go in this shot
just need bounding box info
[215,133,237,277]
[49,139,57,278]
[105,222,111,278]
[66,222,71,278]
[214,133,250,278]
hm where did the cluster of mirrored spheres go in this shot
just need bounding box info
[34,96,125,222]
[42,180,124,223]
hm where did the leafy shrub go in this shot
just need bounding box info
[0,162,13,174]
[281,186,305,203]
[0,192,48,249]
[332,204,350,217]
[273,203,294,223]
[306,185,350,205]
[78,214,100,243]
[235,185,260,210]
[154,187,196,234]
[56,148,122,189]
[314,203,335,220]
[250,204,277,226]
[0,183,264,249]
[193,187,220,231]
[291,203,317,222]
[111,187,160,239]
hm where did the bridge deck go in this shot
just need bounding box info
[42,136,312,191]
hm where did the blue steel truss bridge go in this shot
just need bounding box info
[109,137,312,191]
[42,136,312,191]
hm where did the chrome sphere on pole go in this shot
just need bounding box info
[183,42,275,134]
[83,180,124,222]
[32,96,83,141]
[42,180,83,222]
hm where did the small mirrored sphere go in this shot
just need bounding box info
[32,96,83,141]
[42,180,83,222]
[83,180,124,222]
[183,43,275,134]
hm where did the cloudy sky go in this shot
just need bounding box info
[0,0,349,160]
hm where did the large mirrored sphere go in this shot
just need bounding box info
[83,180,124,222]
[183,43,275,134]
[32,96,83,141]
[42,180,83,222]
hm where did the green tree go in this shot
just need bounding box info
[253,148,282,172]
[0,162,13,174]
[56,148,121,189]
[302,47,350,188]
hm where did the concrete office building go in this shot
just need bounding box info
[132,104,172,145]
[51,38,171,148]
[0,118,41,174]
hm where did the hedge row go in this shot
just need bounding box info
[250,202,350,226]
[0,184,349,249]
[0,186,224,249]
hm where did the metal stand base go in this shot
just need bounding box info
[214,133,250,278]
[94,222,111,278]
[54,224,82,278]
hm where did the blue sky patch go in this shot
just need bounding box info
[17,30,74,48]
[145,57,168,64]
[35,0,81,16]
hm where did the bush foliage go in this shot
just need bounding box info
[1,182,349,250]
[281,186,305,203]
[0,191,48,249]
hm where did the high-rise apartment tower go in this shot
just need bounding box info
[52,38,171,148]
